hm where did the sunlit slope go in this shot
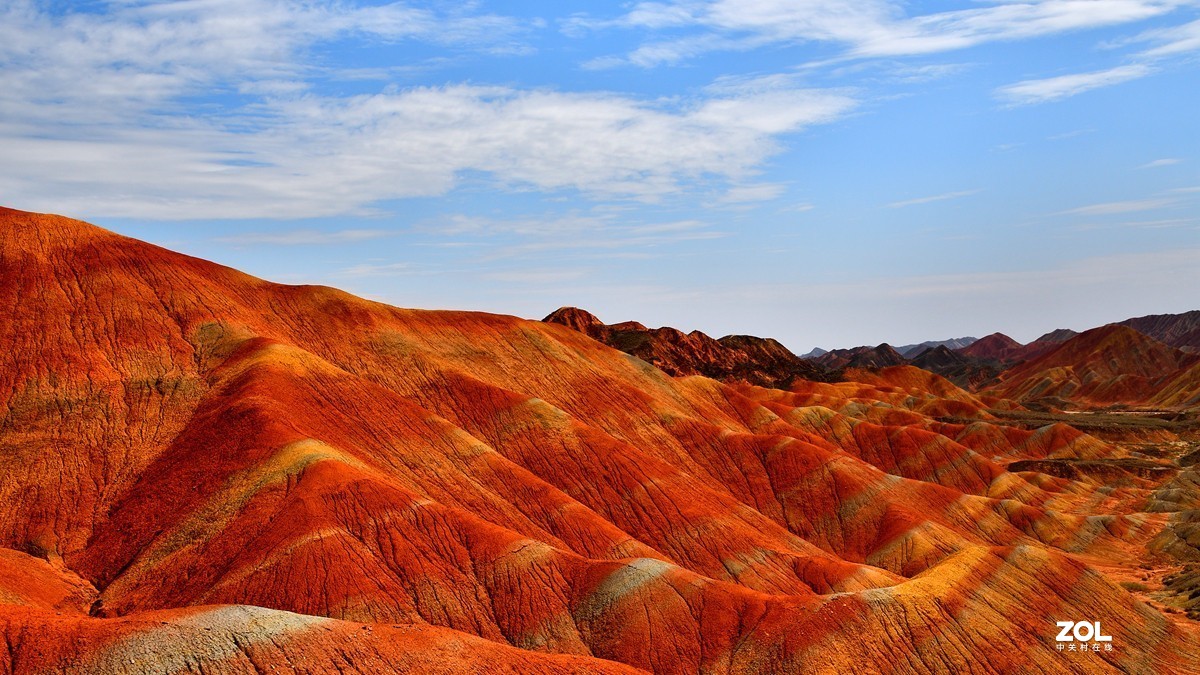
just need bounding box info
[991,325,1199,407]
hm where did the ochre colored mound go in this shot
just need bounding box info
[1,207,1198,674]
[990,324,1199,408]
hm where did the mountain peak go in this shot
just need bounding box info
[544,306,607,337]
[957,332,1022,362]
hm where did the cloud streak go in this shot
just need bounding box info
[887,189,980,209]
[217,229,392,245]
[1060,197,1177,216]
[994,64,1154,105]
[574,0,1195,66]
[1138,158,1183,169]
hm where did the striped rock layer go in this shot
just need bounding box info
[0,207,1197,674]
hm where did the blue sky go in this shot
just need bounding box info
[2,0,1198,351]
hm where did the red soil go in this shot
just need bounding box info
[958,332,1024,363]
[991,325,1199,408]
[1,207,1197,674]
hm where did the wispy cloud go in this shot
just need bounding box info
[995,64,1154,106]
[217,229,391,245]
[990,11,1200,107]
[1047,128,1096,141]
[572,0,1192,66]
[717,183,787,204]
[1120,217,1197,228]
[415,213,727,263]
[1131,17,1200,58]
[1060,197,1176,216]
[484,269,589,283]
[1138,158,1183,169]
[887,189,980,209]
[337,262,413,278]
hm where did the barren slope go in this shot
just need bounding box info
[991,325,1198,408]
[1,208,1197,674]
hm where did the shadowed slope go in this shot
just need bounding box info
[813,344,908,370]
[1118,311,1200,352]
[543,306,834,387]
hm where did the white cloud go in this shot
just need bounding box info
[887,189,980,208]
[0,2,855,220]
[0,0,525,122]
[994,63,1154,105]
[1,84,855,219]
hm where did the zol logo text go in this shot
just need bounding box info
[1055,621,1114,653]
[1055,621,1112,643]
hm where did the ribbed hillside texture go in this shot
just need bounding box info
[992,325,1200,408]
[1118,311,1200,352]
[1,207,1198,674]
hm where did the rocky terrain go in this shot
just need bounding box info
[543,306,835,387]
[1,207,1198,674]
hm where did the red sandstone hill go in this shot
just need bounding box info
[990,324,1200,408]
[1,207,1199,674]
[958,332,1024,363]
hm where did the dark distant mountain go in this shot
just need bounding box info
[1031,328,1078,345]
[897,337,978,358]
[543,307,837,386]
[815,344,908,370]
[909,345,965,370]
[800,347,828,359]
[1009,328,1079,362]
[1117,310,1200,352]
[909,346,1002,389]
